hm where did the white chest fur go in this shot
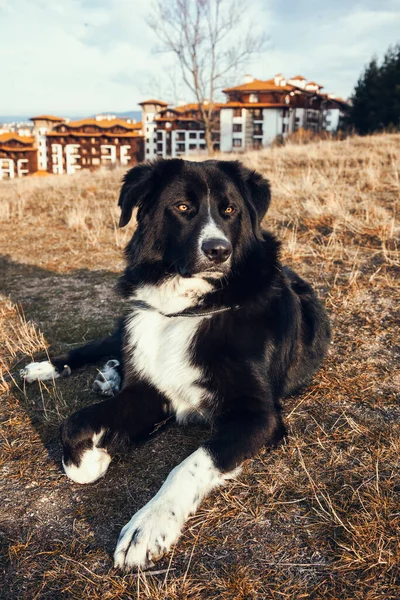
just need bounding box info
[125,277,214,422]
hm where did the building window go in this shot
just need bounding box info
[92,158,100,165]
[232,124,242,132]
[146,148,150,154]
[91,137,96,143]
[189,132,196,139]
[157,142,163,151]
[249,94,258,103]
[233,108,242,117]
[91,147,96,154]
[252,109,263,119]
[177,132,185,141]
[232,138,242,147]
[189,144,197,150]
[282,124,288,133]
[157,131,163,140]
[199,131,205,138]
[114,138,119,144]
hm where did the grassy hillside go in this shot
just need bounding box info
[0,134,399,599]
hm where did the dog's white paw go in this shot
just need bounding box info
[20,361,69,383]
[62,430,111,485]
[92,359,121,396]
[114,499,183,571]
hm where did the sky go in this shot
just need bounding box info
[0,0,399,116]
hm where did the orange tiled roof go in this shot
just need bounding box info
[158,102,222,116]
[306,81,323,87]
[58,118,142,130]
[290,75,306,81]
[223,78,293,93]
[30,115,65,121]
[0,133,35,144]
[138,99,169,106]
[0,145,36,152]
[220,101,287,109]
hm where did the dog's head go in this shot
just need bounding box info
[118,158,271,281]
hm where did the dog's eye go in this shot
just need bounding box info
[225,206,235,214]
[177,204,189,212]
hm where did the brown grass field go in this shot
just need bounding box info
[0,134,399,599]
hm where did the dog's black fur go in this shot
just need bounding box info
[34,158,330,567]
[55,160,330,467]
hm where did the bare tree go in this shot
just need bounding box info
[147,0,265,153]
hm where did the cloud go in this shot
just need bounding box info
[0,0,398,114]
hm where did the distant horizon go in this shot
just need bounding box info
[0,110,142,123]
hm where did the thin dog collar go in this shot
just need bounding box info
[132,300,241,318]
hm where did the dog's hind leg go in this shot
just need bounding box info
[20,323,123,383]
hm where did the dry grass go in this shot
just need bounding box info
[0,133,399,599]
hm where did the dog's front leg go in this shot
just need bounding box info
[61,382,168,484]
[114,405,285,571]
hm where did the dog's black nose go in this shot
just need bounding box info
[201,238,232,264]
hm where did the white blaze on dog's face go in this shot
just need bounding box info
[118,159,271,282]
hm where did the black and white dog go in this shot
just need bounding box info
[21,158,330,571]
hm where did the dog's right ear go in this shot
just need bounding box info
[118,162,155,228]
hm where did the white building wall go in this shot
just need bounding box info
[144,113,158,159]
[294,108,305,130]
[244,109,254,150]
[220,109,233,152]
[35,127,48,170]
[156,130,167,158]
[120,145,131,165]
[262,109,282,146]
[231,110,246,151]
[17,159,29,177]
[323,108,340,132]
[100,144,117,165]
[0,158,15,179]
[185,130,206,155]
[65,144,81,174]
[51,144,64,174]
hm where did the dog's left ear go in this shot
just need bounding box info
[217,161,271,224]
[240,165,271,224]
[118,162,155,228]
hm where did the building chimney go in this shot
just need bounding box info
[243,74,253,84]
[274,74,285,86]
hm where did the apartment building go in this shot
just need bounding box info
[0,114,144,179]
[0,132,38,179]
[141,74,348,157]
[43,115,144,175]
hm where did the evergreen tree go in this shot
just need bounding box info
[350,44,400,134]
